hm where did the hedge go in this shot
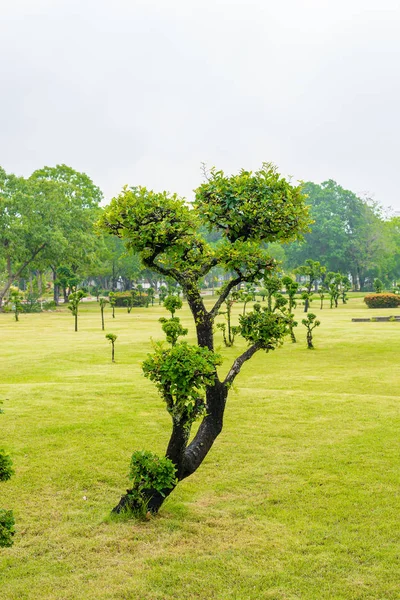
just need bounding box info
[364,293,400,309]
[112,291,148,307]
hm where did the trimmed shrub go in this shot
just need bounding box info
[364,293,400,309]
[112,291,148,307]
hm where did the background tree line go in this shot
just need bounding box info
[1,166,399,308]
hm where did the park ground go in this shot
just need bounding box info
[0,295,399,599]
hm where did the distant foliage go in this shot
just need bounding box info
[364,294,400,309]
[373,278,384,293]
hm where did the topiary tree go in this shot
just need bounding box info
[216,294,240,347]
[163,295,182,317]
[302,313,320,349]
[68,290,85,332]
[10,288,23,322]
[106,333,118,362]
[0,401,15,547]
[373,278,384,293]
[282,275,299,343]
[109,292,116,318]
[98,163,310,514]
[99,297,108,330]
[295,259,326,312]
[340,276,352,304]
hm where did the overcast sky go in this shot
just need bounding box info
[1,0,400,212]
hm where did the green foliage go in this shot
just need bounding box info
[373,278,384,293]
[263,274,282,312]
[105,333,117,362]
[163,295,182,317]
[301,313,321,349]
[286,181,392,289]
[0,509,15,548]
[67,290,85,317]
[159,317,188,346]
[111,291,147,307]
[364,294,400,309]
[143,342,222,425]
[105,333,117,343]
[0,450,13,482]
[127,450,177,515]
[0,402,14,547]
[194,163,309,243]
[9,288,23,321]
[68,290,85,331]
[239,303,292,350]
[42,300,57,311]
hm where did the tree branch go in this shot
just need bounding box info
[223,342,262,386]
[209,275,242,319]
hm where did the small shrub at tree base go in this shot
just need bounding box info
[0,451,14,482]
[123,451,177,517]
[364,294,400,309]
[0,402,14,547]
[0,510,15,548]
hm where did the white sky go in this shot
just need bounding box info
[1,0,400,212]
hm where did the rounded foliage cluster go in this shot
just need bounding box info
[195,163,309,243]
[239,304,291,350]
[129,450,177,498]
[364,294,400,309]
[142,342,222,424]
[0,451,13,482]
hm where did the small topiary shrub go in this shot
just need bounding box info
[364,294,400,309]
[126,451,177,517]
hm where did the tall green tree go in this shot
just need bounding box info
[29,165,103,304]
[287,181,388,289]
[0,165,102,308]
[99,163,310,515]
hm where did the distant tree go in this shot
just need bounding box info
[106,333,117,362]
[163,295,182,317]
[109,292,116,318]
[216,294,240,347]
[263,275,282,313]
[319,291,325,310]
[295,259,326,312]
[287,180,390,289]
[302,313,320,349]
[10,288,23,321]
[373,278,384,293]
[282,275,299,343]
[99,163,309,514]
[68,290,85,331]
[99,297,108,330]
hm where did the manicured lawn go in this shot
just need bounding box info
[1,296,399,599]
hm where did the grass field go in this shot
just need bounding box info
[0,295,399,599]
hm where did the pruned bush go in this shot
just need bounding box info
[364,294,400,309]
[112,291,148,307]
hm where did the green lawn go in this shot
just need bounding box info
[1,296,399,599]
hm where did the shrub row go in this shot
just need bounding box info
[364,293,400,309]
